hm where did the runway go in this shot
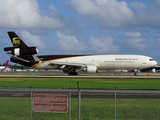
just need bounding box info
[0,71,160,78]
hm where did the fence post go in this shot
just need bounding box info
[77,82,81,120]
[114,88,116,120]
[30,88,33,120]
[69,87,71,120]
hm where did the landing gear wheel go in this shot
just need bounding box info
[68,72,72,75]
[134,72,137,76]
[68,72,78,76]
[74,72,78,75]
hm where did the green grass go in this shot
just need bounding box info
[0,97,160,120]
[0,77,160,119]
[0,78,160,89]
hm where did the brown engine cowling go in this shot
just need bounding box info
[4,47,38,56]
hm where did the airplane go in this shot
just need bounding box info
[0,60,9,71]
[4,32,158,76]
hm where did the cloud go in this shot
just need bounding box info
[68,0,134,28]
[56,31,88,52]
[49,5,60,18]
[88,36,119,53]
[18,30,119,54]
[20,31,47,50]
[56,31,119,53]
[125,32,148,51]
[131,2,146,10]
[0,0,63,29]
[68,0,160,29]
[156,0,160,4]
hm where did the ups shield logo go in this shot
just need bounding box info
[12,37,20,47]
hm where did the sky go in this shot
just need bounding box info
[1,0,160,64]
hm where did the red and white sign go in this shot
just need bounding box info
[33,94,68,113]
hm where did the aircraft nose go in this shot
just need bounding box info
[154,61,158,66]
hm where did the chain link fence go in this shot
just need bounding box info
[0,88,160,120]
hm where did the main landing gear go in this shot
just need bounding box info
[68,68,78,75]
[68,71,78,75]
[62,65,78,76]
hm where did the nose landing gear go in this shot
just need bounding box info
[134,72,137,76]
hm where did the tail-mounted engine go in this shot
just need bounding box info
[4,47,38,56]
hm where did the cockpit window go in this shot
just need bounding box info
[149,59,154,61]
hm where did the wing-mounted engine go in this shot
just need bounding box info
[4,47,38,56]
[82,65,97,73]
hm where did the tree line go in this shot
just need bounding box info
[0,63,29,69]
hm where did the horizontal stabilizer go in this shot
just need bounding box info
[11,56,30,63]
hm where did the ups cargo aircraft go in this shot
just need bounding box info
[4,32,157,75]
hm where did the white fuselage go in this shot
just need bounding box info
[0,66,6,71]
[35,55,157,71]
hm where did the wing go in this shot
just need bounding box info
[47,61,96,74]
[47,62,98,74]
[48,62,89,68]
[47,61,95,69]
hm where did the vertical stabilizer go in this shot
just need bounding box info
[8,32,28,48]
[3,60,9,67]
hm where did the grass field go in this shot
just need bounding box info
[0,97,160,120]
[0,77,160,89]
[0,75,160,119]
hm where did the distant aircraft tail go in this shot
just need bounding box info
[3,60,9,67]
[4,32,40,67]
